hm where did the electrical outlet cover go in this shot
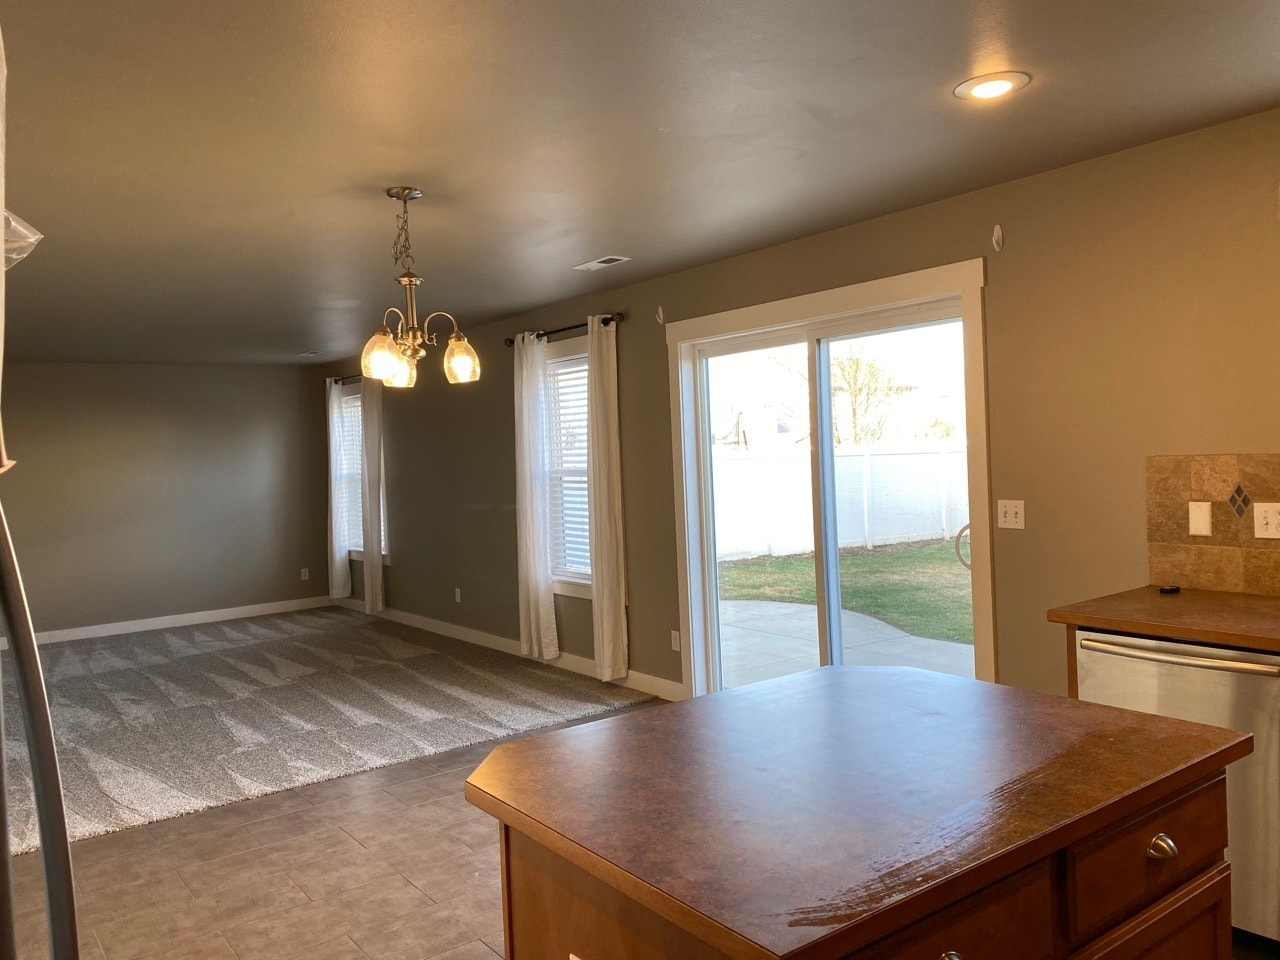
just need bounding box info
[1189,501,1212,537]
[996,499,1025,530]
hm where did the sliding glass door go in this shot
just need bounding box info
[816,320,974,679]
[704,340,821,689]
[668,262,992,696]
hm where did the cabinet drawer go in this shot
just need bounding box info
[1068,863,1232,960]
[855,861,1053,960]
[1066,777,1227,942]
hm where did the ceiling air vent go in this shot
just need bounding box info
[573,255,632,272]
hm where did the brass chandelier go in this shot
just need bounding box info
[360,187,480,388]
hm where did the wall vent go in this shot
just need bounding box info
[573,255,632,272]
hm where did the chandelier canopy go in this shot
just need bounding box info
[360,187,480,388]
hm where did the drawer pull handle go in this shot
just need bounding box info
[940,953,963,960]
[1147,833,1179,860]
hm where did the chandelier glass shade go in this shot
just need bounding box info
[360,187,480,388]
[4,210,42,272]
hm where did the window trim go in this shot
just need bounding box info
[544,335,592,599]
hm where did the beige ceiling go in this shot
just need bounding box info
[1,0,1277,363]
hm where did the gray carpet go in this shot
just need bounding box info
[1,607,649,853]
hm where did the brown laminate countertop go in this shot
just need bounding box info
[464,666,1251,960]
[1048,585,1280,654]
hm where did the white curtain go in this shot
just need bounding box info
[514,332,559,659]
[325,379,352,598]
[360,377,385,614]
[587,315,628,680]
[0,31,10,476]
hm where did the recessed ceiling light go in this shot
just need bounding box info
[954,71,1031,101]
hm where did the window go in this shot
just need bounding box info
[545,341,591,588]
[332,381,387,558]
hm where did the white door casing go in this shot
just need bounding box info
[666,259,993,697]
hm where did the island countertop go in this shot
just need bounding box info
[464,667,1251,960]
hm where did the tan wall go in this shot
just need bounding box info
[383,106,1280,693]
[0,363,329,632]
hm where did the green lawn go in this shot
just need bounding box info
[717,539,973,644]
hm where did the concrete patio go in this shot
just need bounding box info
[718,599,974,688]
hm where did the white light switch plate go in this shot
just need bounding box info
[1189,501,1212,537]
[1254,503,1280,539]
[997,500,1025,530]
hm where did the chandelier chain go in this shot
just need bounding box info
[392,199,415,272]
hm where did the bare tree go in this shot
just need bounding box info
[829,353,911,447]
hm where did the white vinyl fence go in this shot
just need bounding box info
[712,449,969,560]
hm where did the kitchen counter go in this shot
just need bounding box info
[1049,585,1280,652]
[1048,585,1280,695]
[464,666,1251,959]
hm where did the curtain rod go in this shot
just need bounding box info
[503,313,624,348]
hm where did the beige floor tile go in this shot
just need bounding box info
[440,818,499,853]
[177,828,364,898]
[94,872,308,960]
[396,849,498,904]
[145,805,253,848]
[131,932,239,960]
[285,848,405,901]
[424,942,503,960]
[422,747,493,774]
[382,769,470,806]
[76,826,262,892]
[339,802,475,854]
[480,931,504,959]
[350,890,500,960]
[13,916,105,960]
[411,793,487,827]
[292,936,370,959]
[146,791,312,846]
[354,826,474,865]
[71,825,159,867]
[75,869,195,928]
[245,790,406,846]
[295,761,434,805]
[223,876,429,960]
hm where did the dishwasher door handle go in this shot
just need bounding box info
[1080,638,1280,677]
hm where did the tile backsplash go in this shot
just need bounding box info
[1147,454,1280,595]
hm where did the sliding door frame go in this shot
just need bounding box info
[666,260,993,698]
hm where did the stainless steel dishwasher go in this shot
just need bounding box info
[1077,630,1280,941]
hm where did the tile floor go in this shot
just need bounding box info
[9,704,654,960]
[10,694,1275,960]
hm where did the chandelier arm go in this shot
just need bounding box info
[383,307,405,334]
[421,311,461,347]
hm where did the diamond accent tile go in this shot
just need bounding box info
[1230,485,1251,517]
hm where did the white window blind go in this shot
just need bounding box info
[546,353,591,580]
[332,386,387,556]
[334,391,365,551]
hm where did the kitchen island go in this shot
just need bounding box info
[464,667,1251,960]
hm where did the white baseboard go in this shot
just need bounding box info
[12,596,337,647]
[376,606,688,701]
[8,596,689,701]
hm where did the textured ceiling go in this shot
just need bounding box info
[1,0,1278,363]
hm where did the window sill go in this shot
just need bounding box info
[553,578,593,601]
[349,550,391,566]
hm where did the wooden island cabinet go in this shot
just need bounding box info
[465,667,1251,960]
